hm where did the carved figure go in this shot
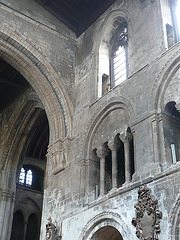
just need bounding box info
[132,185,162,240]
[46,217,57,240]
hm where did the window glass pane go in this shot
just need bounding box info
[19,168,25,184]
[113,46,127,86]
[176,0,180,33]
[26,170,33,185]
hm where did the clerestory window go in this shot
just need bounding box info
[98,17,129,98]
[110,21,128,88]
[18,165,44,191]
[171,0,180,42]
[19,167,33,186]
[163,0,180,47]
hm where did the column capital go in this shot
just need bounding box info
[108,139,121,151]
[120,132,132,143]
[96,147,109,159]
[1,188,15,202]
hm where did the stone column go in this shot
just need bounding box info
[23,219,28,240]
[0,188,15,240]
[108,140,120,189]
[121,132,132,184]
[96,147,109,196]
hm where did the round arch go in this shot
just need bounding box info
[14,197,41,221]
[78,211,132,240]
[91,226,123,240]
[82,96,135,160]
[1,99,44,189]
[149,51,180,112]
[92,8,130,54]
[0,29,74,143]
[92,8,130,99]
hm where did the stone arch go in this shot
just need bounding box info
[78,211,132,240]
[92,7,130,98]
[170,194,180,240]
[1,97,45,190]
[0,28,74,143]
[14,197,41,221]
[83,96,135,159]
[149,50,180,112]
[92,8,130,54]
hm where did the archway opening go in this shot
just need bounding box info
[91,226,123,240]
[25,213,39,240]
[10,211,24,240]
[0,57,49,240]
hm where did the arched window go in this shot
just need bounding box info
[162,0,180,48]
[110,21,128,88]
[19,167,33,186]
[26,170,33,185]
[171,0,180,42]
[18,165,44,191]
[19,168,25,184]
[98,17,129,98]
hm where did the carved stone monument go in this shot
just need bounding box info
[46,217,57,240]
[132,185,162,240]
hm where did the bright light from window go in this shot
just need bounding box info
[26,170,33,185]
[176,0,180,33]
[19,168,25,184]
[113,46,127,86]
[19,167,33,186]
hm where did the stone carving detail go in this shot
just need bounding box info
[46,217,62,240]
[132,186,162,240]
[46,217,57,240]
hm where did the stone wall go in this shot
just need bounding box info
[0,0,179,239]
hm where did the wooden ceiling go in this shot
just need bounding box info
[0,59,30,113]
[35,0,116,36]
[26,110,49,160]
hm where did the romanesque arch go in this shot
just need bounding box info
[0,28,74,142]
[150,51,180,112]
[149,51,180,168]
[79,96,135,200]
[92,7,130,99]
[0,27,74,239]
[83,96,135,159]
[78,211,132,240]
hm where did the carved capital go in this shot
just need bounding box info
[47,137,73,175]
[132,185,162,240]
[108,140,121,151]
[96,147,109,159]
[1,188,15,202]
[120,132,132,143]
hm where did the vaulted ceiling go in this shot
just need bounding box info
[35,0,116,36]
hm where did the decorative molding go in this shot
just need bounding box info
[149,47,180,112]
[78,211,129,240]
[1,188,15,202]
[47,137,73,175]
[132,185,162,240]
[0,28,74,141]
[79,96,135,161]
